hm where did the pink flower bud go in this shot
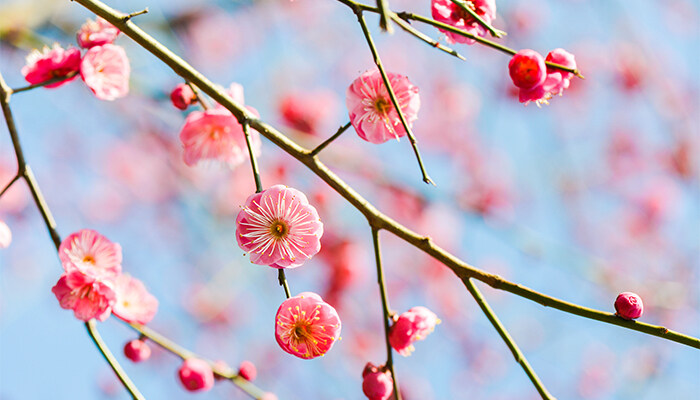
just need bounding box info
[170,83,196,110]
[615,292,643,320]
[389,306,440,356]
[77,17,120,49]
[508,49,547,90]
[362,362,393,400]
[123,339,151,362]
[237,360,257,381]
[178,358,215,392]
[0,220,11,249]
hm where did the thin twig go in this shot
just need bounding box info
[309,121,352,157]
[0,173,20,199]
[449,0,506,38]
[71,0,696,349]
[389,13,466,61]
[10,71,79,94]
[242,120,263,193]
[278,269,292,299]
[376,0,394,33]
[186,80,211,110]
[353,9,434,185]
[128,323,268,399]
[464,278,555,400]
[122,7,149,22]
[371,227,401,400]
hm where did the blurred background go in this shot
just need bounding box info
[0,0,698,398]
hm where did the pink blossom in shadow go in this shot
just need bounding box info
[59,229,122,280]
[51,270,116,321]
[431,0,496,44]
[0,220,11,249]
[80,44,130,101]
[179,108,261,168]
[236,185,323,269]
[362,362,393,400]
[77,17,120,49]
[278,90,339,136]
[274,292,341,359]
[112,274,158,324]
[21,44,81,88]
[389,306,440,356]
[346,69,420,144]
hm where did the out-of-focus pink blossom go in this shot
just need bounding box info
[80,44,130,101]
[179,108,261,167]
[0,220,11,249]
[543,48,577,96]
[59,229,122,280]
[274,292,341,359]
[237,360,257,381]
[431,0,497,44]
[279,90,339,136]
[260,393,278,400]
[615,292,644,320]
[178,358,215,392]
[170,83,196,110]
[346,69,420,144]
[389,306,440,356]
[236,185,323,269]
[51,270,116,321]
[362,362,393,400]
[21,44,81,88]
[112,274,158,324]
[124,339,151,362]
[77,17,120,49]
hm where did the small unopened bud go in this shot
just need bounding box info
[615,292,644,320]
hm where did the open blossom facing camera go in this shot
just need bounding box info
[431,0,497,44]
[509,48,577,106]
[21,44,81,88]
[80,44,130,101]
[59,229,122,279]
[77,17,120,49]
[179,107,261,167]
[112,274,158,324]
[346,69,420,144]
[389,306,440,356]
[275,292,341,359]
[236,185,323,269]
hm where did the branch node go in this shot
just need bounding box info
[122,7,148,22]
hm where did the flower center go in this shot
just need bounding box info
[451,0,477,21]
[374,98,392,115]
[82,255,96,264]
[269,220,289,238]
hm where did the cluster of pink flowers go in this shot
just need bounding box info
[346,69,420,144]
[51,229,157,322]
[508,48,577,106]
[177,83,262,167]
[431,0,497,44]
[21,17,129,101]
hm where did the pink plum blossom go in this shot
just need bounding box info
[237,360,257,381]
[77,17,120,49]
[0,220,11,249]
[362,362,393,400]
[510,48,578,105]
[59,229,122,280]
[170,83,197,110]
[274,292,341,359]
[236,185,323,269]
[279,90,339,136]
[21,44,81,88]
[389,306,440,356]
[615,292,644,320]
[509,49,547,90]
[124,339,151,362]
[112,274,158,324]
[431,0,497,44]
[346,69,420,144]
[544,48,577,96]
[80,44,130,101]
[179,108,261,167]
[51,270,116,321]
[178,358,215,392]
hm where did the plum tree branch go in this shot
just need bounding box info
[69,0,699,351]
